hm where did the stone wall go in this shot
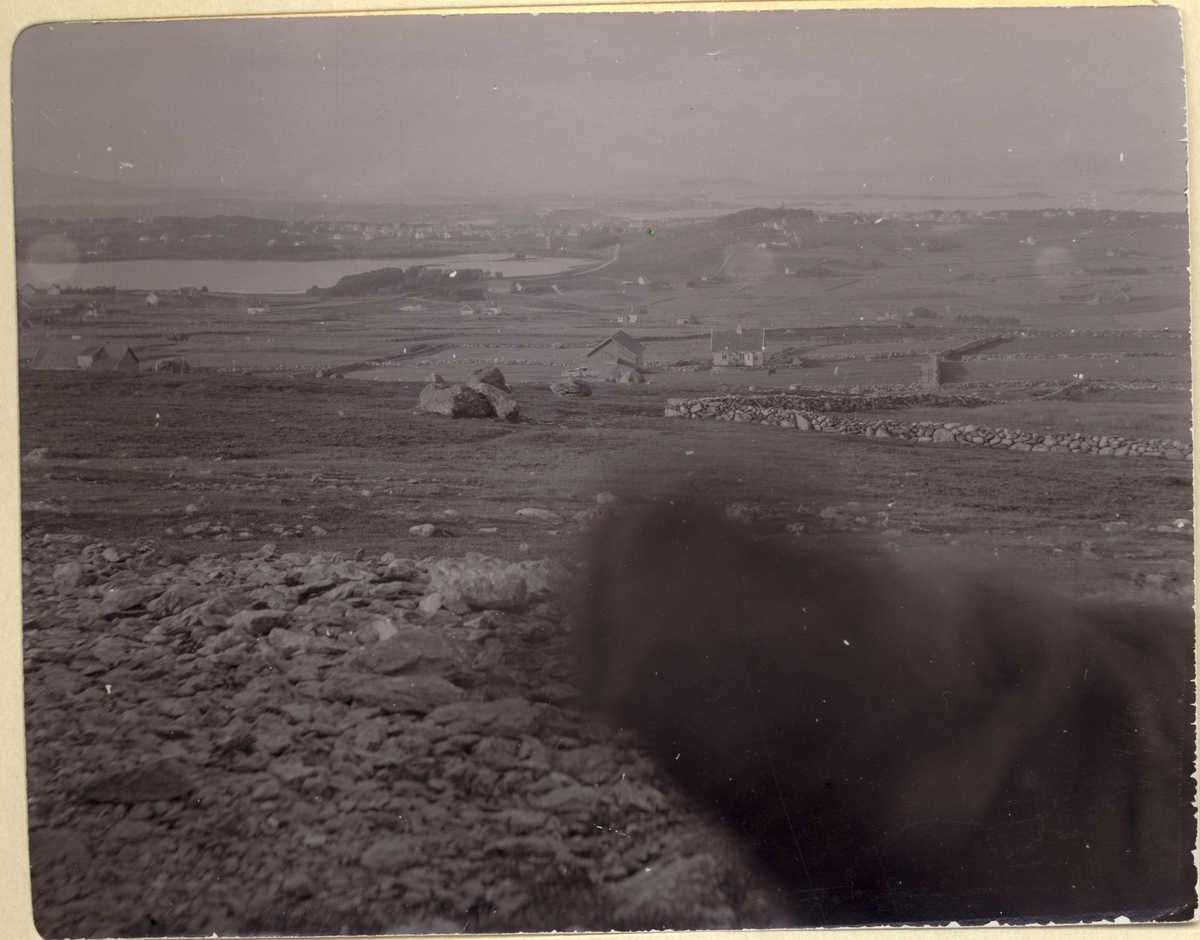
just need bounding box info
[663,394,1192,460]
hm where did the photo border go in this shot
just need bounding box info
[2,2,1194,939]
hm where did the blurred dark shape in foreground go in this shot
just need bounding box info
[576,498,1196,926]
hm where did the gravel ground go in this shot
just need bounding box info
[23,531,794,937]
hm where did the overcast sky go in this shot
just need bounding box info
[12,8,1187,201]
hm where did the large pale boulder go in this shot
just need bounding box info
[471,366,510,392]
[470,381,520,420]
[517,558,574,596]
[418,384,493,418]
[426,553,528,611]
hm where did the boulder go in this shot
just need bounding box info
[418,384,493,418]
[470,381,520,420]
[550,378,592,397]
[517,558,574,596]
[52,561,86,591]
[350,626,460,675]
[471,366,510,392]
[427,553,528,611]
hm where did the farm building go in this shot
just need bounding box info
[145,292,160,307]
[246,300,270,315]
[586,330,645,372]
[459,304,476,316]
[109,347,141,373]
[616,313,639,324]
[77,346,111,369]
[711,327,766,368]
[27,344,141,372]
[26,346,79,370]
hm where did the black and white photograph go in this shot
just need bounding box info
[11,5,1196,936]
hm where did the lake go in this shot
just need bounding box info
[16,253,596,294]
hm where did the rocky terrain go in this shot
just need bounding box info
[23,529,797,938]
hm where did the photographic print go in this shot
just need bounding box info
[12,6,1195,936]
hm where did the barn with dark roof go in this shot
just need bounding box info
[585,330,645,372]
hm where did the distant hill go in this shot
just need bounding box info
[715,207,815,228]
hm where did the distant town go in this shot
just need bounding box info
[20,204,1183,268]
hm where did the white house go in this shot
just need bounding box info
[711,326,766,368]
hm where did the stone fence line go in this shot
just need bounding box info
[663,394,1191,461]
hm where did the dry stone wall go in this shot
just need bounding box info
[664,394,1192,461]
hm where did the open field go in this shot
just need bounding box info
[20,370,1193,601]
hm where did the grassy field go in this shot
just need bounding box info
[19,370,1194,607]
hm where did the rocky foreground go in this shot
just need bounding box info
[23,533,792,937]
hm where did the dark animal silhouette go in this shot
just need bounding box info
[577,501,1195,925]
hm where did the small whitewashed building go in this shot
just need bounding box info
[711,326,766,368]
